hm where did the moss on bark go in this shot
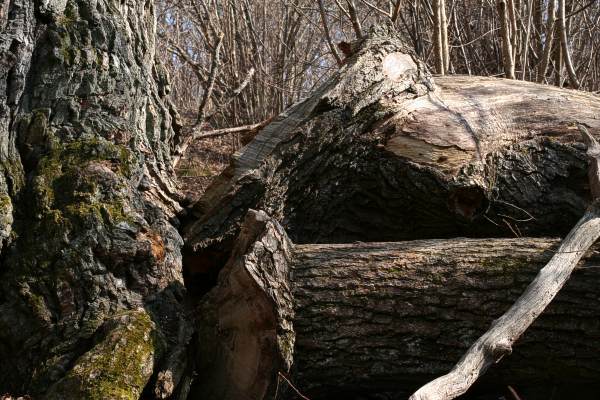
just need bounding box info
[45,309,163,400]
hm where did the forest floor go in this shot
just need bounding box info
[176,135,235,203]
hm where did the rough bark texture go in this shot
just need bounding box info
[0,0,190,397]
[410,124,600,400]
[196,212,600,400]
[182,25,600,285]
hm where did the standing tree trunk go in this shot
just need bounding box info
[439,0,450,73]
[498,0,516,79]
[0,0,190,398]
[554,21,564,87]
[432,0,445,74]
[537,0,556,83]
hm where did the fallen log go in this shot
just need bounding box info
[192,210,600,400]
[182,25,600,285]
[409,125,600,399]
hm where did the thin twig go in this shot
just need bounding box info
[508,385,523,400]
[277,372,311,400]
[390,0,402,22]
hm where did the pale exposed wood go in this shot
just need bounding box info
[193,210,295,400]
[382,75,600,173]
[409,122,600,400]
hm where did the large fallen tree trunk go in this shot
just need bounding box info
[410,125,600,400]
[182,25,600,287]
[193,210,600,400]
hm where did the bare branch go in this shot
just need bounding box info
[390,0,402,23]
[317,0,344,67]
[346,0,364,39]
[358,0,391,19]
[196,32,224,126]
[204,67,256,123]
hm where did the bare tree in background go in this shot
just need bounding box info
[498,0,516,79]
[433,0,446,74]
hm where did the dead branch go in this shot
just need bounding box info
[189,119,271,141]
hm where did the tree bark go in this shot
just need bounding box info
[411,125,600,400]
[194,210,600,400]
[0,0,190,397]
[183,26,600,283]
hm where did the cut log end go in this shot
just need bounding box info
[192,210,295,400]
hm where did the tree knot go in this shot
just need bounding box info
[487,339,513,363]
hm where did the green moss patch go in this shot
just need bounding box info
[33,136,134,227]
[45,309,160,400]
